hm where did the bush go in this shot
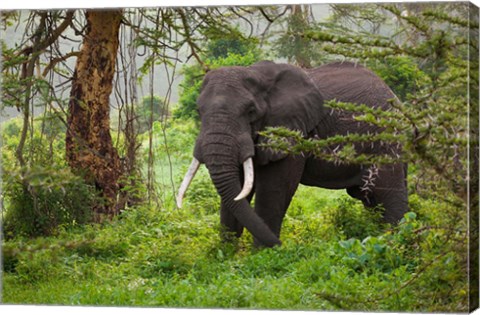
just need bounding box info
[135,95,168,133]
[2,166,96,238]
[1,113,97,238]
[326,197,385,240]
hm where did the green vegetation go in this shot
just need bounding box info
[1,3,476,313]
[174,36,262,121]
[2,183,468,311]
[1,116,469,312]
[134,96,168,134]
[1,118,96,238]
[368,56,428,101]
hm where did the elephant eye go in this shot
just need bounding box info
[247,107,256,121]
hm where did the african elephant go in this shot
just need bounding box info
[177,61,408,247]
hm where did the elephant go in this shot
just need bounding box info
[177,61,408,247]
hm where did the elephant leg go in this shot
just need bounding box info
[370,164,408,224]
[220,202,243,240]
[253,156,306,243]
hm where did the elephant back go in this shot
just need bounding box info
[307,62,402,157]
[308,62,397,111]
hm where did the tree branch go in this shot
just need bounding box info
[176,8,208,71]
[41,51,80,77]
[19,10,74,57]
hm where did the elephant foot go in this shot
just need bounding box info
[253,236,282,248]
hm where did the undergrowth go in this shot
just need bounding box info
[2,186,468,312]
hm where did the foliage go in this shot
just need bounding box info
[1,118,66,173]
[1,119,97,238]
[2,182,469,311]
[367,56,429,100]
[2,166,96,238]
[203,28,260,60]
[173,65,204,121]
[113,95,168,135]
[326,197,385,240]
[274,5,326,67]
[134,95,168,133]
[174,36,262,121]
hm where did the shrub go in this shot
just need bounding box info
[135,95,168,133]
[326,197,385,240]
[2,166,97,238]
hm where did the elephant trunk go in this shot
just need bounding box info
[202,141,281,247]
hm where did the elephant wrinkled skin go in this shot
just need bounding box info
[177,61,408,247]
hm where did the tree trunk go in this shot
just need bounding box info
[66,10,123,220]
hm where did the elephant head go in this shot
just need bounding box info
[177,61,326,247]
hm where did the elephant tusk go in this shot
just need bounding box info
[176,158,201,208]
[234,158,254,201]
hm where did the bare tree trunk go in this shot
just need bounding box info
[66,10,123,220]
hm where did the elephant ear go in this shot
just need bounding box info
[251,62,326,165]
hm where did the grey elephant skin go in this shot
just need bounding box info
[178,61,408,247]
